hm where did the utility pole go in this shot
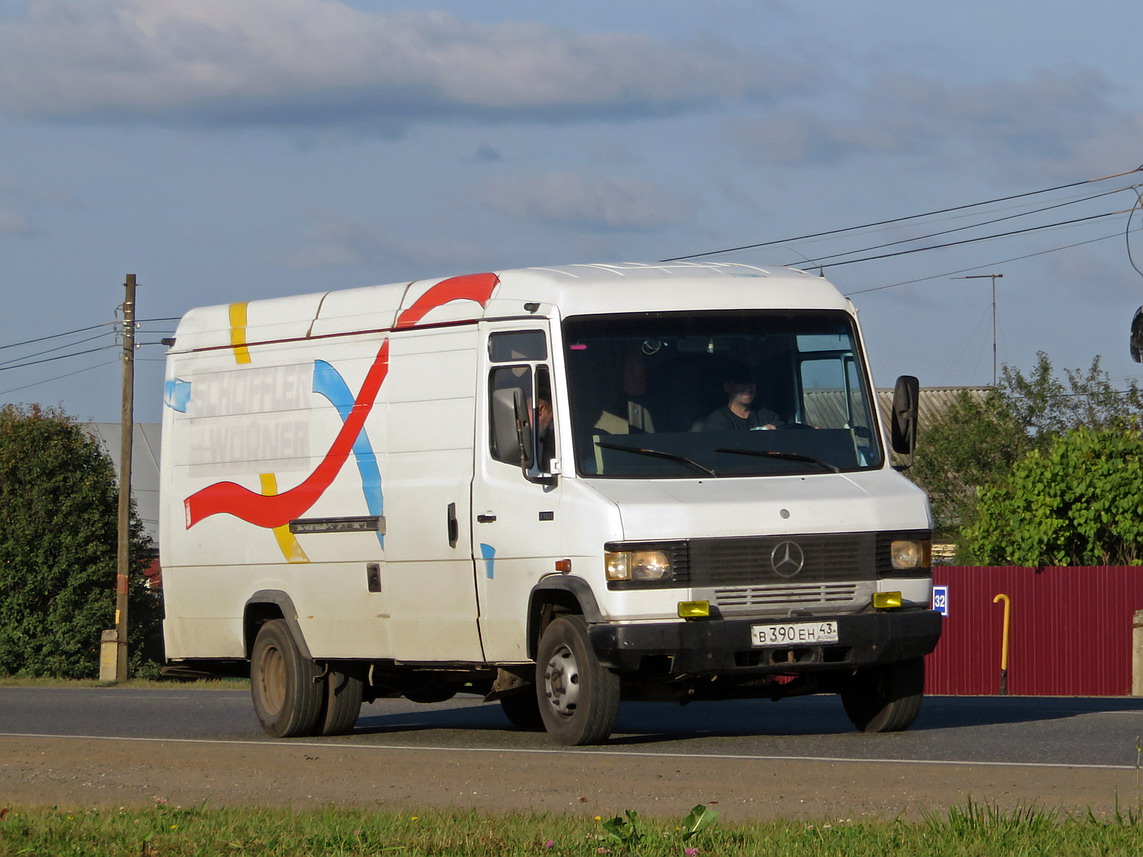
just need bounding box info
[954,273,1004,386]
[114,274,136,681]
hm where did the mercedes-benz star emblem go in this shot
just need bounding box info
[770,541,805,577]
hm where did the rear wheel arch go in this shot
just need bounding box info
[244,591,312,661]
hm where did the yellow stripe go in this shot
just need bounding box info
[228,302,252,364]
[259,473,309,563]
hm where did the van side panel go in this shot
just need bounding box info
[381,326,484,662]
[162,333,395,660]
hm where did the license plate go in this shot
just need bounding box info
[750,621,839,647]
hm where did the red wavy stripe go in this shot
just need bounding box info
[183,272,499,529]
[395,271,499,328]
[185,341,390,529]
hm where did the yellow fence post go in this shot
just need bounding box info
[992,593,1011,695]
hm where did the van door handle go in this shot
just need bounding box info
[477,513,497,523]
[447,502,459,548]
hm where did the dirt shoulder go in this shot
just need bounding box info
[0,736,1134,822]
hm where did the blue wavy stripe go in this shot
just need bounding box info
[312,359,384,546]
[480,543,496,579]
[164,378,191,412]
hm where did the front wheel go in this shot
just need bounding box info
[840,656,925,733]
[537,615,620,745]
[250,619,324,738]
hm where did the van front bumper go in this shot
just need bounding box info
[587,609,941,675]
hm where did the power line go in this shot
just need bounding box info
[0,321,116,352]
[0,359,119,397]
[817,207,1131,271]
[0,317,179,355]
[0,344,118,372]
[1126,186,1143,279]
[0,329,114,369]
[843,227,1139,296]
[787,186,1133,269]
[660,164,1143,263]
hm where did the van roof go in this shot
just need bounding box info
[170,261,854,353]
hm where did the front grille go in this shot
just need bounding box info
[713,582,859,609]
[689,533,875,587]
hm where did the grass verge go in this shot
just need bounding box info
[0,676,247,689]
[0,801,1140,857]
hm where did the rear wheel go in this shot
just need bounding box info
[319,668,363,736]
[250,619,324,738]
[500,690,544,731]
[841,657,925,733]
[537,615,620,745]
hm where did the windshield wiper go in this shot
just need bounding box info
[596,441,718,476]
[715,448,840,473]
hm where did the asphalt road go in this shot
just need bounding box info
[2,688,1142,820]
[2,687,1141,765]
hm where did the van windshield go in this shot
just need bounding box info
[563,310,883,477]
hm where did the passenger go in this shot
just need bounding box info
[535,396,555,468]
[525,390,557,471]
[703,367,782,431]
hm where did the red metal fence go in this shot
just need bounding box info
[925,566,1143,696]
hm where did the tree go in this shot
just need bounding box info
[907,387,1030,540]
[960,426,1143,566]
[0,404,161,678]
[909,352,1143,545]
[1000,353,1143,439]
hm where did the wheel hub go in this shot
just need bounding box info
[258,644,286,716]
[543,643,580,716]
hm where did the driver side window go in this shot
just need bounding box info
[489,365,533,465]
[486,329,555,472]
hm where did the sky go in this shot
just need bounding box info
[2,0,1143,424]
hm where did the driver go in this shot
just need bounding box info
[702,365,782,431]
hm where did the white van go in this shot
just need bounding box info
[160,261,940,745]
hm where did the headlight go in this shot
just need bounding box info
[890,539,930,570]
[605,549,673,582]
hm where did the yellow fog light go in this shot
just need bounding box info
[678,600,710,619]
[873,591,903,610]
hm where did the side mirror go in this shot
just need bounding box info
[491,387,533,469]
[890,375,919,457]
[1131,306,1143,363]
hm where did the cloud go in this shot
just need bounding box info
[474,171,694,232]
[273,209,493,271]
[0,1,813,131]
[733,67,1133,173]
[0,203,29,235]
[468,144,503,164]
[0,173,34,235]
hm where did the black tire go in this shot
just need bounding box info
[250,619,324,738]
[840,656,925,733]
[536,615,620,745]
[319,668,363,736]
[500,690,545,731]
